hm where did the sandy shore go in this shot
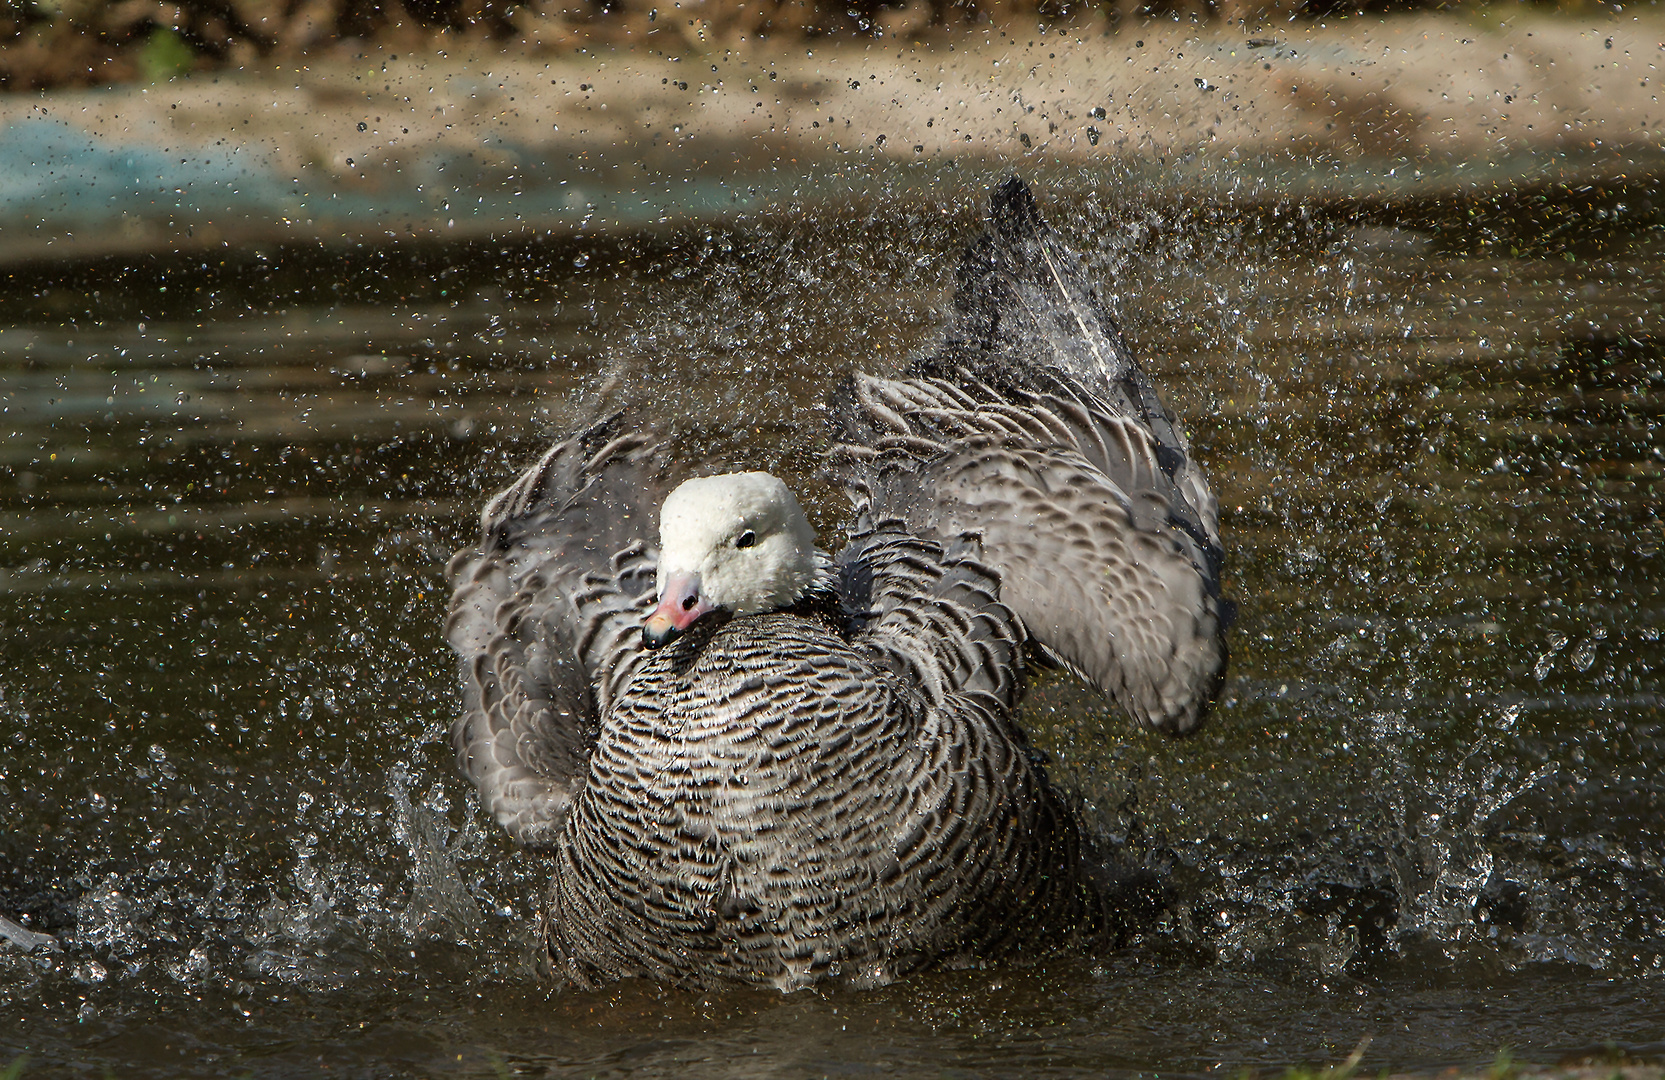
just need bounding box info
[1,9,1661,261]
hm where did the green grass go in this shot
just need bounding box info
[1244,1047,1665,1080]
[137,28,194,84]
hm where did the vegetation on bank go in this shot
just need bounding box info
[0,0,1632,92]
[1265,1047,1665,1080]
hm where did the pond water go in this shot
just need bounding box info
[1,168,1661,1078]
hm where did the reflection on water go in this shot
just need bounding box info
[1,173,1661,1078]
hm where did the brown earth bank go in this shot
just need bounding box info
[0,0,1630,93]
[0,7,1661,261]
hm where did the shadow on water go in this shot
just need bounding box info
[0,170,1661,1077]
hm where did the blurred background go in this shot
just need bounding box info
[1,1,1661,1078]
[0,0,1623,91]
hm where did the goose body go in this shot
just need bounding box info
[445,179,1229,990]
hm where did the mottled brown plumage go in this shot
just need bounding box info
[445,178,1227,990]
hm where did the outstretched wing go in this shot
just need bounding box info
[831,179,1228,735]
[445,415,667,847]
[915,177,1220,560]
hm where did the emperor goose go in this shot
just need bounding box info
[445,178,1229,990]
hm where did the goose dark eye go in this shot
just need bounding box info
[735,530,756,549]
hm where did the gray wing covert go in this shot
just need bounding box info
[445,415,666,848]
[914,176,1217,542]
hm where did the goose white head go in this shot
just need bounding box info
[643,472,819,649]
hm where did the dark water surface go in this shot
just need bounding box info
[1,170,1661,1078]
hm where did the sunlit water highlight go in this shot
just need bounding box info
[0,172,1660,1078]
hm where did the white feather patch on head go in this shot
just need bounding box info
[657,472,819,616]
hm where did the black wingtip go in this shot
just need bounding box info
[988,176,1047,242]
